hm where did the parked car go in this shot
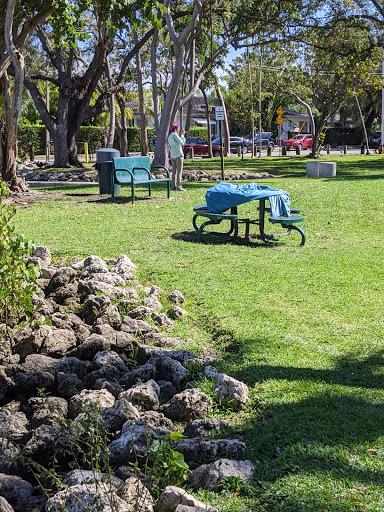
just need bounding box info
[183,137,221,158]
[211,136,252,153]
[282,134,313,150]
[245,132,276,150]
[367,132,381,149]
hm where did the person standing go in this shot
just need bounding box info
[168,124,186,191]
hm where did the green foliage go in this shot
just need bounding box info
[188,127,208,139]
[0,183,41,326]
[18,125,45,157]
[148,432,189,498]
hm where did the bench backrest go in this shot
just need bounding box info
[113,156,151,183]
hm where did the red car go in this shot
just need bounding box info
[183,137,221,158]
[282,134,313,151]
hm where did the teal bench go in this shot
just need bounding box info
[112,156,170,203]
[193,202,306,245]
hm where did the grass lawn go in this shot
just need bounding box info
[13,154,384,511]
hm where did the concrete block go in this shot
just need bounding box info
[306,161,336,178]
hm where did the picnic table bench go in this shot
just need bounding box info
[112,156,170,202]
[192,183,306,245]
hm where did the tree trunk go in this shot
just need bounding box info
[2,0,27,189]
[216,85,230,157]
[116,93,129,156]
[200,85,213,157]
[134,32,148,156]
[151,28,161,136]
[105,57,115,148]
[185,39,195,134]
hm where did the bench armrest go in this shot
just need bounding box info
[112,168,134,184]
[151,164,170,178]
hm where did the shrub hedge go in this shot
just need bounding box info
[188,127,208,139]
[17,126,158,157]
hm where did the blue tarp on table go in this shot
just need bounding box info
[205,182,291,217]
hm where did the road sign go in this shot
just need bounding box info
[277,116,283,125]
[215,106,225,121]
[276,106,284,116]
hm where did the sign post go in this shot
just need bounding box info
[276,106,284,157]
[215,107,225,180]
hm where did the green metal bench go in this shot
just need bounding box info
[112,156,170,203]
[193,202,306,245]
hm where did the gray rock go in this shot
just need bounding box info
[0,439,19,475]
[120,380,160,411]
[155,486,218,512]
[157,381,177,405]
[144,296,163,311]
[27,396,68,428]
[0,369,14,403]
[115,332,139,357]
[148,356,190,387]
[91,323,118,343]
[94,379,121,398]
[0,496,14,512]
[32,245,52,268]
[204,366,221,380]
[168,290,185,305]
[140,411,175,431]
[56,372,84,398]
[78,279,115,297]
[175,506,212,512]
[110,255,137,276]
[120,317,159,336]
[68,389,115,419]
[39,327,77,357]
[23,425,68,464]
[100,399,140,432]
[121,362,157,387]
[121,477,154,512]
[62,469,123,488]
[95,305,121,328]
[13,371,55,398]
[169,305,188,320]
[80,294,111,324]
[162,389,211,422]
[175,438,247,464]
[0,409,29,441]
[47,267,77,293]
[127,306,154,320]
[151,312,174,328]
[183,418,229,439]
[108,420,164,466]
[89,350,128,374]
[52,283,79,305]
[213,373,250,412]
[46,482,131,512]
[85,272,125,286]
[187,458,255,490]
[0,474,33,511]
[68,334,110,360]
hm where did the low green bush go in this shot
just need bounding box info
[188,127,209,139]
[0,183,41,326]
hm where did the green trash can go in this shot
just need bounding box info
[96,148,120,194]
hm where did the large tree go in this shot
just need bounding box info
[0,0,53,189]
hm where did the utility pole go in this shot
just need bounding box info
[381,57,384,153]
[258,48,262,158]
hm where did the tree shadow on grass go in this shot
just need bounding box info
[241,391,384,512]
[232,349,384,391]
[230,349,384,510]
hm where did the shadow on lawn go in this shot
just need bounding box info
[233,350,384,510]
[233,350,384,390]
[240,391,384,511]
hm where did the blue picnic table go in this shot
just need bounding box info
[192,181,306,245]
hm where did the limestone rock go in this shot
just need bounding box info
[187,458,255,490]
[213,373,250,412]
[162,389,211,422]
[120,380,160,411]
[155,486,218,512]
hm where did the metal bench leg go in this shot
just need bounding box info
[281,224,306,246]
[148,183,152,197]
[167,181,170,198]
[131,182,135,204]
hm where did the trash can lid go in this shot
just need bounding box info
[96,148,120,163]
